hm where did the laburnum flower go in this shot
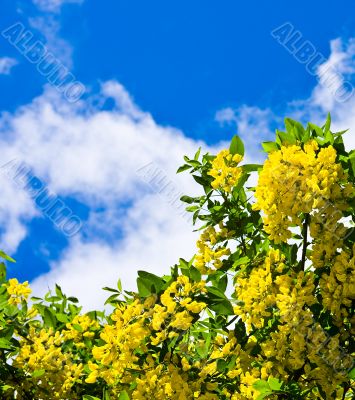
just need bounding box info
[208,149,243,192]
[194,223,234,274]
[5,277,31,304]
[86,275,207,391]
[253,141,354,244]
[13,327,84,399]
[320,247,355,326]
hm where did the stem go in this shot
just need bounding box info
[300,214,310,271]
[225,315,238,328]
[240,235,247,255]
[342,385,349,400]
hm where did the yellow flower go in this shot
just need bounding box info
[5,278,31,305]
[169,311,193,330]
[253,141,352,245]
[208,149,243,192]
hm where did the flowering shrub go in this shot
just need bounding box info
[0,115,354,399]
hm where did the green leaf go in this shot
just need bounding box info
[1,385,13,392]
[209,299,234,315]
[0,250,15,263]
[302,126,311,142]
[229,135,245,156]
[349,152,355,176]
[137,271,164,294]
[43,308,56,329]
[348,367,355,379]
[189,266,201,282]
[323,113,331,132]
[73,324,83,332]
[262,142,278,153]
[137,277,152,297]
[216,273,228,292]
[284,118,304,140]
[55,313,69,323]
[234,319,247,345]
[32,369,45,378]
[6,305,20,318]
[31,296,43,301]
[233,256,250,268]
[253,380,271,392]
[102,287,119,293]
[192,174,208,186]
[68,297,79,303]
[206,286,228,300]
[104,293,120,305]
[256,393,273,400]
[180,195,195,204]
[55,284,63,298]
[267,377,283,391]
[242,164,262,172]
[186,205,199,212]
[177,164,191,173]
[82,396,101,400]
[0,262,6,283]
[178,258,189,269]
[277,130,296,145]
[324,130,334,144]
[0,338,13,350]
[308,122,323,137]
[217,359,228,372]
[196,341,210,358]
[44,295,61,302]
[118,390,130,400]
[333,129,348,137]
[194,147,201,160]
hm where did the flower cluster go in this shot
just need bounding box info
[253,141,353,244]
[13,327,84,399]
[194,223,234,274]
[5,277,31,305]
[86,275,208,398]
[320,247,355,327]
[233,247,354,397]
[208,149,243,192]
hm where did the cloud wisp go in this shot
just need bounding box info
[0,56,18,75]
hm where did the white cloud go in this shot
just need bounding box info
[216,105,275,157]
[33,0,83,13]
[216,37,355,153]
[0,57,18,75]
[32,195,198,310]
[0,81,213,308]
[2,82,205,205]
[291,37,355,150]
[28,16,74,69]
[310,38,355,112]
[28,0,85,69]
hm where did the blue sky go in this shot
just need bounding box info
[0,0,355,308]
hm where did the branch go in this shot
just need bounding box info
[240,235,247,255]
